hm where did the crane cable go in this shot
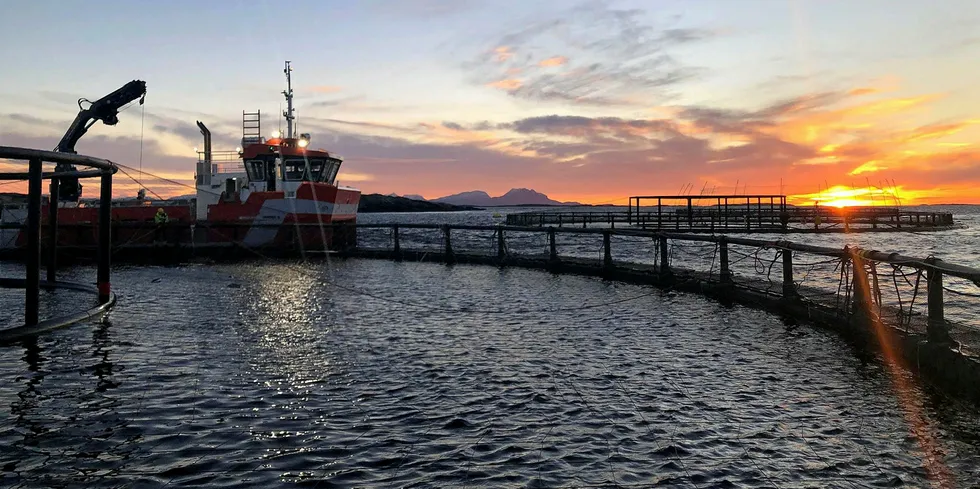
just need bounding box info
[138,102,145,190]
[116,165,164,201]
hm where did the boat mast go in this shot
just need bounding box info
[282,60,295,139]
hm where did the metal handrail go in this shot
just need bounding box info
[0,279,116,344]
[84,221,976,282]
[0,146,117,172]
[0,145,117,333]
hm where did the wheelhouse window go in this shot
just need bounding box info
[276,157,341,183]
[244,160,266,181]
[323,158,341,184]
[307,159,325,181]
[280,159,308,181]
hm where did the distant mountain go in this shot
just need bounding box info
[386,193,428,201]
[432,190,493,205]
[432,188,579,206]
[360,193,476,213]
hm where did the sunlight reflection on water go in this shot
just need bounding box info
[0,257,978,487]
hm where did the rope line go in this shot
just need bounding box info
[138,103,145,189]
[942,286,980,299]
[115,165,164,201]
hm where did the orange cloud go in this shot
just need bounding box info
[461,83,980,204]
[487,79,522,91]
[848,160,887,175]
[336,171,374,182]
[749,90,980,203]
[538,56,568,67]
[308,85,343,93]
[848,87,878,96]
[493,46,513,62]
[897,121,977,144]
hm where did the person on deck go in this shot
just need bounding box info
[154,208,169,242]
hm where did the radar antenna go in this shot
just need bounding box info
[282,61,295,139]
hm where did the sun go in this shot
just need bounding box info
[790,185,907,207]
[821,198,872,208]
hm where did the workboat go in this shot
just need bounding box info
[0,61,360,251]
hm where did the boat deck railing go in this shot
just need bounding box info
[197,150,241,163]
[213,162,245,174]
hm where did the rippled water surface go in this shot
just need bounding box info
[2,258,980,487]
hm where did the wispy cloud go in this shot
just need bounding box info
[0,132,201,197]
[468,2,716,106]
[307,85,343,94]
[307,95,366,108]
[486,79,522,90]
[367,0,478,18]
[6,113,68,131]
[493,46,514,62]
[848,87,879,96]
[336,171,374,182]
[538,56,567,67]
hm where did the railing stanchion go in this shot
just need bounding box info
[97,170,112,304]
[659,235,669,277]
[926,258,951,343]
[443,225,454,263]
[497,226,506,261]
[849,251,870,323]
[25,158,42,325]
[47,177,59,283]
[548,227,557,262]
[719,237,731,284]
[782,246,796,298]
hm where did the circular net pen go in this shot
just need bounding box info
[0,146,118,343]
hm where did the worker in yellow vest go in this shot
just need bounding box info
[154,208,169,242]
[154,208,169,224]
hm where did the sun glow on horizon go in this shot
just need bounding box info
[790,185,913,207]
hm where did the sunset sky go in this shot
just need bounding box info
[1,0,978,205]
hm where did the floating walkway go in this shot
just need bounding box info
[506,194,955,233]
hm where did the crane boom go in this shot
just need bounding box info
[54,80,146,202]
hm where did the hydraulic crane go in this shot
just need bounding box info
[53,80,146,202]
